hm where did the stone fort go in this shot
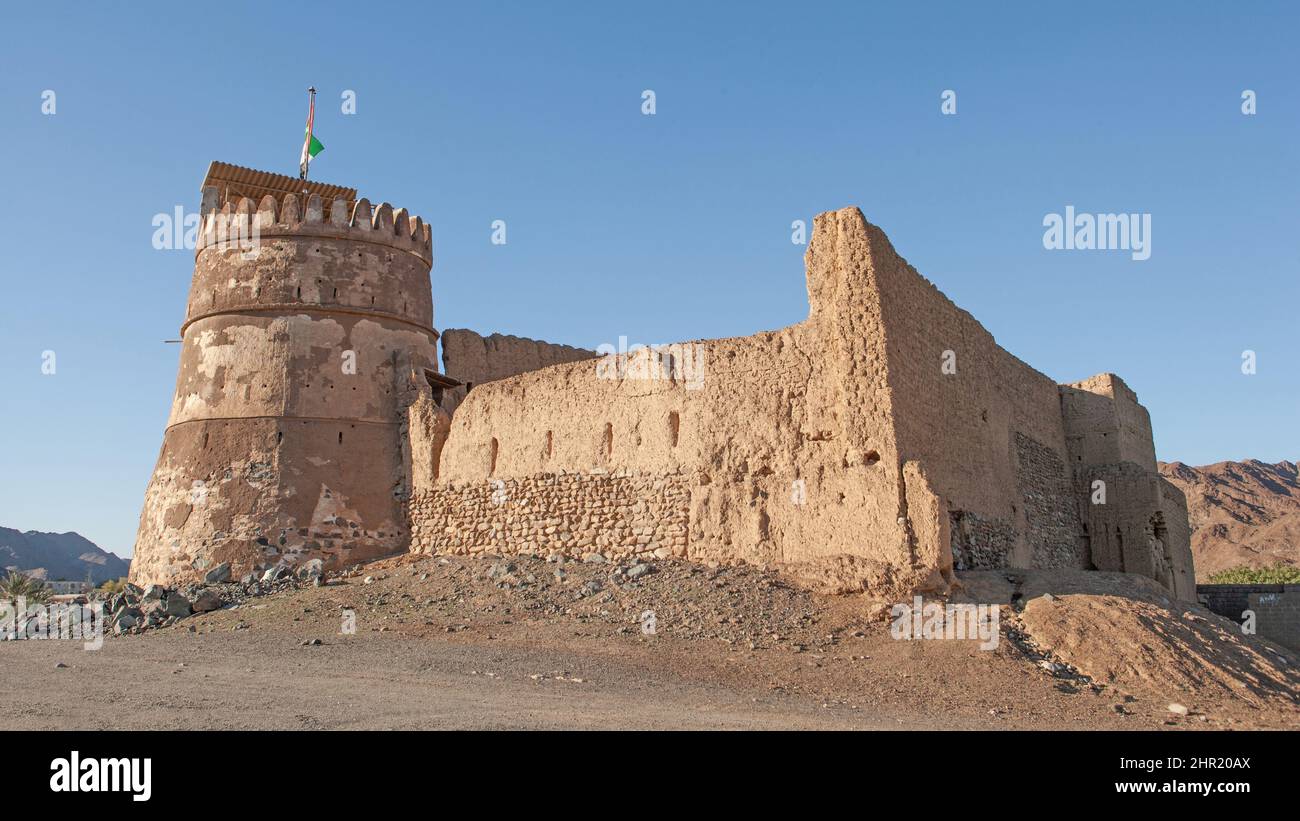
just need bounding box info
[130,163,1195,601]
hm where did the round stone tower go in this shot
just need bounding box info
[130,163,439,586]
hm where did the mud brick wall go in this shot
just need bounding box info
[440,329,596,413]
[410,470,690,559]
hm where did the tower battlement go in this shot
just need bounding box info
[198,193,433,265]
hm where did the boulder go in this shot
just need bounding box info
[111,612,137,634]
[191,590,223,613]
[203,563,232,584]
[262,564,291,583]
[296,559,324,582]
[164,592,192,618]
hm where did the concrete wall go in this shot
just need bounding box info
[1198,584,1300,652]
[131,192,438,585]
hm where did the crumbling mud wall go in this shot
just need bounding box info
[409,207,1193,600]
[439,329,596,413]
[853,215,1085,571]
[131,187,440,586]
[1062,375,1195,599]
[411,209,962,597]
[131,170,1192,602]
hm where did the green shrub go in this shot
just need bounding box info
[1207,564,1300,584]
[97,577,127,596]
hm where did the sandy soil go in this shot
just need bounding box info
[2,555,1295,730]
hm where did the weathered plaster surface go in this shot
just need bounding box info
[131,192,439,585]
[133,181,1193,601]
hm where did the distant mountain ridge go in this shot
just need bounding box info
[0,527,130,584]
[1158,459,1300,581]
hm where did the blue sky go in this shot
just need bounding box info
[1,1,1296,557]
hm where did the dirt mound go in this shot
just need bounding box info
[956,569,1300,725]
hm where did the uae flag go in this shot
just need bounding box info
[299,92,323,177]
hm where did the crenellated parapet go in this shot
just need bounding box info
[197,190,433,266]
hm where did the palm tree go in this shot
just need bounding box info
[0,570,52,603]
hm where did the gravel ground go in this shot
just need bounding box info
[1,555,1294,730]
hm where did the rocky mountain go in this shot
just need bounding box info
[0,527,130,585]
[1158,460,1300,581]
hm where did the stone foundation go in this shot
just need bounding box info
[410,470,689,559]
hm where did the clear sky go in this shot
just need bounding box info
[1,2,1296,558]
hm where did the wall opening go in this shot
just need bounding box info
[545,430,553,459]
[668,412,680,447]
[1151,512,1173,590]
[489,438,499,475]
[602,423,613,459]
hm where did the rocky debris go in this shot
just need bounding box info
[344,553,834,650]
[99,562,335,637]
[1002,616,1096,689]
[483,561,537,590]
[1013,572,1300,720]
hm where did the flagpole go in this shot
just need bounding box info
[299,86,317,182]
